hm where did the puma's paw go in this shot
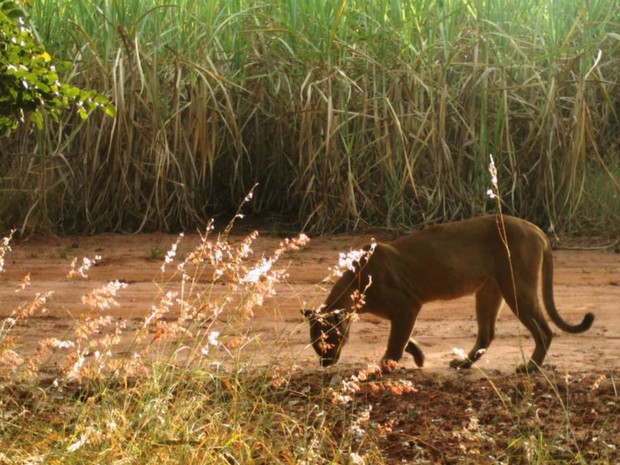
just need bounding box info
[449,358,472,370]
[516,362,540,374]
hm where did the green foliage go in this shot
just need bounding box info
[0,0,114,136]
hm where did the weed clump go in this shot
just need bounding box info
[0,218,398,464]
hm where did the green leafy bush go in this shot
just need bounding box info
[0,0,114,135]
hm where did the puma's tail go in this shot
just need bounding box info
[542,245,594,333]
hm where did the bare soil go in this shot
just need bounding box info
[1,231,618,463]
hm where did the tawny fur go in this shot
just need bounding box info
[304,215,594,373]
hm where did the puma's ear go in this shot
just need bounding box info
[302,309,316,320]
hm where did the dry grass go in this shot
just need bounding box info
[0,0,617,235]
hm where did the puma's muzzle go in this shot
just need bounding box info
[319,356,338,367]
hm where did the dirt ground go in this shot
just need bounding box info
[1,230,618,373]
[0,230,618,462]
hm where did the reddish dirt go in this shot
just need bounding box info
[0,231,618,463]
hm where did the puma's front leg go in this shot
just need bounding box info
[450,281,502,369]
[381,305,421,370]
[405,339,425,367]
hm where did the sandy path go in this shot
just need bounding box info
[0,231,618,375]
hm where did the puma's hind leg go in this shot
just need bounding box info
[512,294,553,373]
[500,278,553,373]
[450,280,503,369]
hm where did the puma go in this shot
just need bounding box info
[303,215,594,373]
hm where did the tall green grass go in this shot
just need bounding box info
[2,0,619,234]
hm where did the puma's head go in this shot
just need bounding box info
[303,308,352,367]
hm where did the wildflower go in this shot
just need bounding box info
[489,155,498,185]
[200,331,221,356]
[17,291,53,318]
[106,418,118,432]
[208,331,220,347]
[66,351,87,380]
[240,232,307,288]
[81,280,128,310]
[350,285,369,312]
[143,290,177,328]
[67,255,102,279]
[269,365,292,388]
[317,330,335,354]
[349,452,366,465]
[73,315,115,341]
[279,233,310,251]
[452,347,467,361]
[339,250,365,272]
[49,339,75,349]
[327,241,376,280]
[487,154,498,199]
[376,418,395,435]
[341,378,361,395]
[0,230,14,273]
[161,233,184,273]
[590,374,607,391]
[66,431,89,452]
[328,389,353,405]
[241,257,274,284]
[16,273,30,292]
[349,405,372,440]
